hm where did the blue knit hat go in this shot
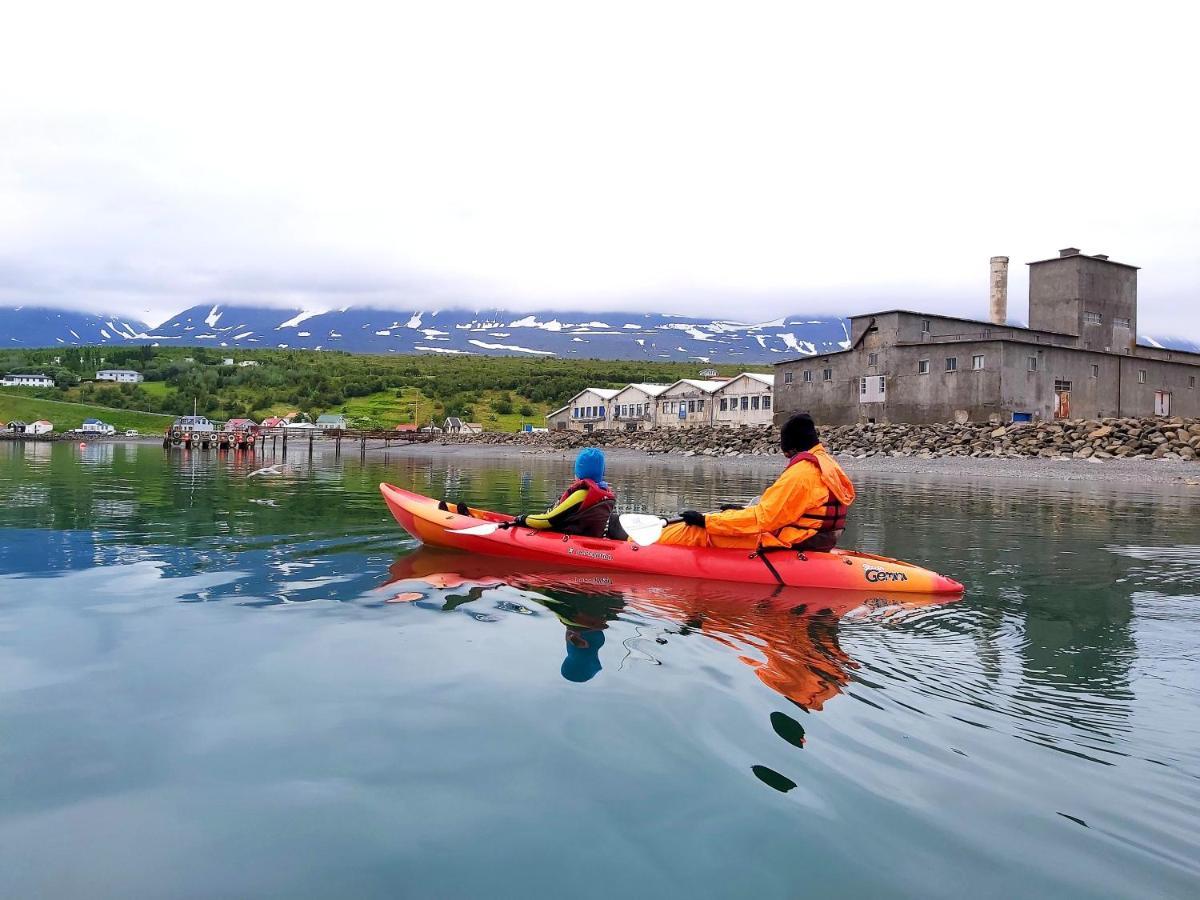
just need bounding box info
[574,447,606,484]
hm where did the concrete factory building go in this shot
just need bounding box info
[774,249,1200,425]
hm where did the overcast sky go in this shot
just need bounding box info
[1,1,1197,333]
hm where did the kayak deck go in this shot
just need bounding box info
[379,483,964,594]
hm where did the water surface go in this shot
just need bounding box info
[1,441,1197,898]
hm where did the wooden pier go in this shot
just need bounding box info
[164,426,433,458]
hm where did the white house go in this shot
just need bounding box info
[656,379,725,428]
[222,357,235,366]
[713,373,775,426]
[610,383,670,431]
[237,360,260,368]
[81,418,116,435]
[28,420,53,435]
[1,373,55,388]
[96,369,144,383]
[565,388,620,432]
[316,414,348,431]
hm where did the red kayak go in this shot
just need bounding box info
[380,483,964,594]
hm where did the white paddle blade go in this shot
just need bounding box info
[618,514,667,547]
[450,521,502,537]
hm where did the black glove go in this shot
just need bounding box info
[511,514,528,528]
[679,510,706,528]
[719,504,743,511]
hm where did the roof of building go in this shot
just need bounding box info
[545,404,569,418]
[584,388,620,400]
[618,382,671,397]
[97,369,140,374]
[664,379,726,393]
[315,414,346,423]
[444,417,464,427]
[733,372,774,386]
[1026,250,1139,270]
[394,423,418,431]
[32,420,52,425]
[226,418,257,426]
[82,418,104,424]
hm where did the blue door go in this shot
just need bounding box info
[1012,412,1033,423]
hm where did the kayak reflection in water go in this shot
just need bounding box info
[381,552,951,709]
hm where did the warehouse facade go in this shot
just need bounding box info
[774,249,1200,425]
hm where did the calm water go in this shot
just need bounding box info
[1,441,1198,899]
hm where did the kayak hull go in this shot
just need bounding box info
[379,483,964,595]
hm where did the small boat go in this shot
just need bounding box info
[379,484,964,594]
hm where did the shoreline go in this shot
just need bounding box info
[391,441,1200,486]
[6,433,1198,486]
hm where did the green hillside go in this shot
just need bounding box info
[1,346,749,432]
[0,390,174,433]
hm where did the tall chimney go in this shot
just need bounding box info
[989,256,1009,326]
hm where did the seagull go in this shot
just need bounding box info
[247,464,283,478]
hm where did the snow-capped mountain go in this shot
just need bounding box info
[134,305,854,361]
[0,307,148,347]
[2,302,1196,361]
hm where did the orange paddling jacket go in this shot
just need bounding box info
[704,443,856,549]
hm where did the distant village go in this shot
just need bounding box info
[3,247,1199,441]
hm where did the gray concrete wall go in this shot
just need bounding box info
[775,338,1200,426]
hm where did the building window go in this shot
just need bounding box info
[719,397,728,411]
[860,377,868,395]
[1138,369,1147,384]
[740,396,749,410]
[822,368,832,382]
[763,396,771,410]
[687,400,696,413]
[751,396,760,410]
[868,352,878,366]
[918,359,930,375]
[1190,376,1196,389]
[1083,311,1103,325]
[921,319,931,333]
[1054,379,1072,392]
[784,371,793,384]
[945,357,958,372]
[697,399,704,412]
[1114,317,1131,328]
[972,354,985,370]
[803,370,813,383]
[1027,357,1038,372]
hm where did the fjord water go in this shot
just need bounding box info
[1,442,1197,899]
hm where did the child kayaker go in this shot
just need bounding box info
[510,447,617,537]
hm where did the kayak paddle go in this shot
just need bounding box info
[452,514,682,546]
[618,514,683,547]
[449,520,509,536]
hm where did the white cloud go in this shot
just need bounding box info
[0,0,1197,337]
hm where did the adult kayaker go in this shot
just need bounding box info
[656,413,855,550]
[510,447,617,538]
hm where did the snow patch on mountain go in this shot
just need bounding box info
[278,310,322,329]
[468,340,555,355]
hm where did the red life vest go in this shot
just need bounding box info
[556,478,616,537]
[783,452,847,548]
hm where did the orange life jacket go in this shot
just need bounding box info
[783,451,848,547]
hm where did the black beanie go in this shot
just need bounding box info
[781,413,819,455]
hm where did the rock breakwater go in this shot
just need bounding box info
[444,417,1200,461]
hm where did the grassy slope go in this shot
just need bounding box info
[340,387,548,432]
[0,390,174,433]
